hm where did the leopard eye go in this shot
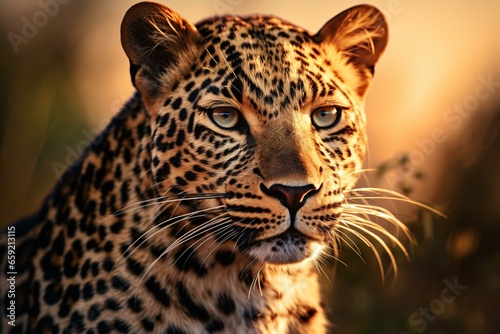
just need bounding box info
[209,107,239,129]
[311,106,342,129]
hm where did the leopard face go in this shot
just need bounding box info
[122,3,387,265]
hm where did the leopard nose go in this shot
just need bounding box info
[260,183,320,214]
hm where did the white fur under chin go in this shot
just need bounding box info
[246,238,325,265]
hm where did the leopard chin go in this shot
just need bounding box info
[243,229,325,264]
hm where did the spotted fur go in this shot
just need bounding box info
[1,2,390,333]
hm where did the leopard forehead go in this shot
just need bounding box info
[175,15,361,121]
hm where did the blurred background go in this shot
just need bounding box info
[0,0,499,333]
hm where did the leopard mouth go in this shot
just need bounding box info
[242,228,324,264]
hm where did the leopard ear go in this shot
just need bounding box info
[315,5,388,72]
[121,2,200,107]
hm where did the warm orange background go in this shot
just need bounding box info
[0,1,499,333]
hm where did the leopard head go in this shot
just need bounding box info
[121,2,388,264]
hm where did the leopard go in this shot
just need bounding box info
[0,2,402,333]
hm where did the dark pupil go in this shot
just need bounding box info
[221,112,230,118]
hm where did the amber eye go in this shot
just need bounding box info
[311,106,342,129]
[209,107,240,129]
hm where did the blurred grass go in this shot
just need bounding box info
[0,1,92,224]
[0,1,499,333]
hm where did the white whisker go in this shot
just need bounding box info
[248,264,264,298]
[341,214,410,259]
[332,225,364,260]
[169,219,233,268]
[345,187,446,218]
[141,214,233,280]
[116,205,226,266]
[337,223,387,282]
[200,223,239,267]
[167,213,231,254]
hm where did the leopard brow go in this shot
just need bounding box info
[310,94,352,109]
[198,85,242,109]
[197,98,239,111]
